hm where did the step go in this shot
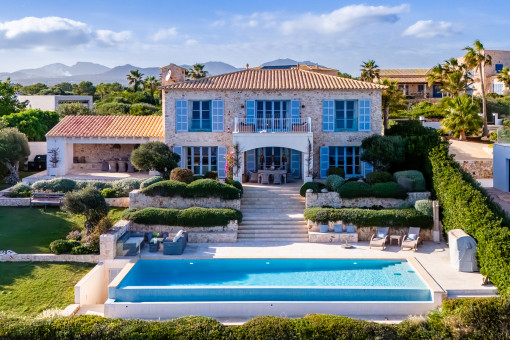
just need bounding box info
[242,193,302,198]
[241,220,307,225]
[239,224,308,230]
[238,232,308,237]
[237,237,309,242]
[241,209,305,214]
[242,216,304,221]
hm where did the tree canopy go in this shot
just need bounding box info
[0,79,26,116]
[0,127,30,184]
[186,64,207,79]
[442,94,482,140]
[360,60,380,82]
[360,134,406,171]
[0,109,60,141]
[130,142,180,179]
[56,103,92,117]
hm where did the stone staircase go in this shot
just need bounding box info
[238,183,308,242]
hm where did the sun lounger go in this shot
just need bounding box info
[401,227,421,251]
[370,227,389,250]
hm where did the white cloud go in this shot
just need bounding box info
[281,4,409,34]
[152,27,178,41]
[0,16,131,50]
[403,20,458,38]
[185,39,198,46]
[231,12,277,28]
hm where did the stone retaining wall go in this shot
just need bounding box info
[0,197,30,207]
[0,253,100,262]
[105,197,130,208]
[307,221,433,241]
[129,190,241,210]
[308,231,358,243]
[305,191,431,209]
[458,160,493,179]
[131,221,238,243]
[99,220,132,260]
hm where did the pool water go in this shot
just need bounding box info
[111,259,432,302]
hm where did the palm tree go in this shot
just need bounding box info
[143,76,160,100]
[427,59,471,98]
[441,71,470,98]
[380,78,406,131]
[360,60,380,82]
[186,63,208,79]
[497,66,510,91]
[442,95,482,140]
[463,40,492,137]
[126,70,144,91]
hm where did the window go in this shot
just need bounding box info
[255,100,288,131]
[185,147,217,174]
[496,64,504,73]
[418,84,424,92]
[334,100,356,131]
[494,83,504,95]
[329,146,361,176]
[190,101,211,131]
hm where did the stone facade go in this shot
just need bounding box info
[163,89,382,177]
[131,221,238,243]
[129,190,241,210]
[305,191,431,209]
[307,221,434,241]
[105,197,130,208]
[73,143,137,164]
[99,219,132,260]
[458,160,493,179]
[459,50,510,95]
[308,231,358,243]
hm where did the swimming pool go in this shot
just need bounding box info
[109,259,432,303]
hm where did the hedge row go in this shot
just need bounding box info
[142,179,241,200]
[430,144,510,294]
[304,207,433,228]
[1,297,509,339]
[122,207,243,226]
[338,181,407,199]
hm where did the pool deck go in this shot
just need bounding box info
[137,240,497,298]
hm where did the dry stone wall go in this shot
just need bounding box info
[458,160,493,179]
[305,191,431,209]
[129,190,241,210]
[131,221,238,243]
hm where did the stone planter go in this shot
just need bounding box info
[306,191,431,209]
[319,224,329,233]
[129,190,241,210]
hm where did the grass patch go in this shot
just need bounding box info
[0,207,125,253]
[0,262,93,317]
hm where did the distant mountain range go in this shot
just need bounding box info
[0,59,324,86]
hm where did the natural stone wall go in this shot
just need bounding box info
[129,190,241,210]
[99,220,132,260]
[308,231,358,243]
[73,143,136,164]
[0,197,30,207]
[164,88,383,176]
[0,253,100,262]
[105,197,130,208]
[131,221,238,243]
[305,191,431,208]
[458,160,493,179]
[307,221,433,241]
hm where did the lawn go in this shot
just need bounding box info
[0,207,125,253]
[0,262,94,317]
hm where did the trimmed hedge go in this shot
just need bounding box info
[2,298,509,339]
[415,199,433,217]
[371,182,407,199]
[394,170,426,192]
[299,182,325,197]
[8,182,32,197]
[122,207,243,226]
[338,181,373,198]
[430,144,510,294]
[32,178,77,193]
[365,171,394,184]
[49,239,80,254]
[304,207,433,227]
[170,168,194,184]
[140,176,164,189]
[204,171,218,180]
[225,178,243,195]
[141,179,241,200]
[326,166,345,177]
[325,175,345,192]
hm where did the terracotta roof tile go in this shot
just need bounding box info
[380,76,429,84]
[46,115,164,138]
[161,69,385,91]
[379,69,431,76]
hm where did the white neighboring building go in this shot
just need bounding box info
[17,95,93,111]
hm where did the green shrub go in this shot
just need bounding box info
[141,180,187,197]
[225,178,243,195]
[327,166,345,177]
[141,179,241,200]
[170,168,194,184]
[299,182,325,197]
[101,187,123,198]
[32,178,77,193]
[304,207,433,228]
[8,182,32,197]
[338,181,372,198]
[111,178,141,195]
[140,176,164,189]
[371,182,407,199]
[78,181,113,191]
[361,134,406,171]
[70,244,96,255]
[204,171,218,180]
[49,239,80,254]
[62,187,109,227]
[122,207,243,226]
[365,171,394,184]
[394,170,426,192]
[430,144,510,294]
[325,175,345,192]
[415,200,433,217]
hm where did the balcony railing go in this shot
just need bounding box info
[234,117,311,133]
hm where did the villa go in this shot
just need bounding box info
[376,68,444,101]
[45,63,385,181]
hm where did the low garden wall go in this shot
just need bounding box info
[99,220,132,260]
[0,253,101,262]
[131,221,238,243]
[0,197,30,207]
[305,191,430,209]
[105,197,130,208]
[458,159,493,179]
[129,190,241,210]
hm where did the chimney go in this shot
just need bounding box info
[246,63,249,70]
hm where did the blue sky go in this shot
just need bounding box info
[0,0,509,75]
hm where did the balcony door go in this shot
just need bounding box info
[256,101,288,132]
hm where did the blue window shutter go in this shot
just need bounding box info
[320,146,330,178]
[246,149,256,172]
[246,100,255,125]
[358,99,371,131]
[322,100,334,132]
[363,161,373,177]
[291,149,301,178]
[175,100,188,132]
[291,100,300,124]
[212,100,224,132]
[217,146,227,179]
[173,146,182,168]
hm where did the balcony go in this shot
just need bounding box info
[234,117,311,133]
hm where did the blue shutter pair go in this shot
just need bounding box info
[176,100,224,132]
[320,146,329,178]
[358,99,371,131]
